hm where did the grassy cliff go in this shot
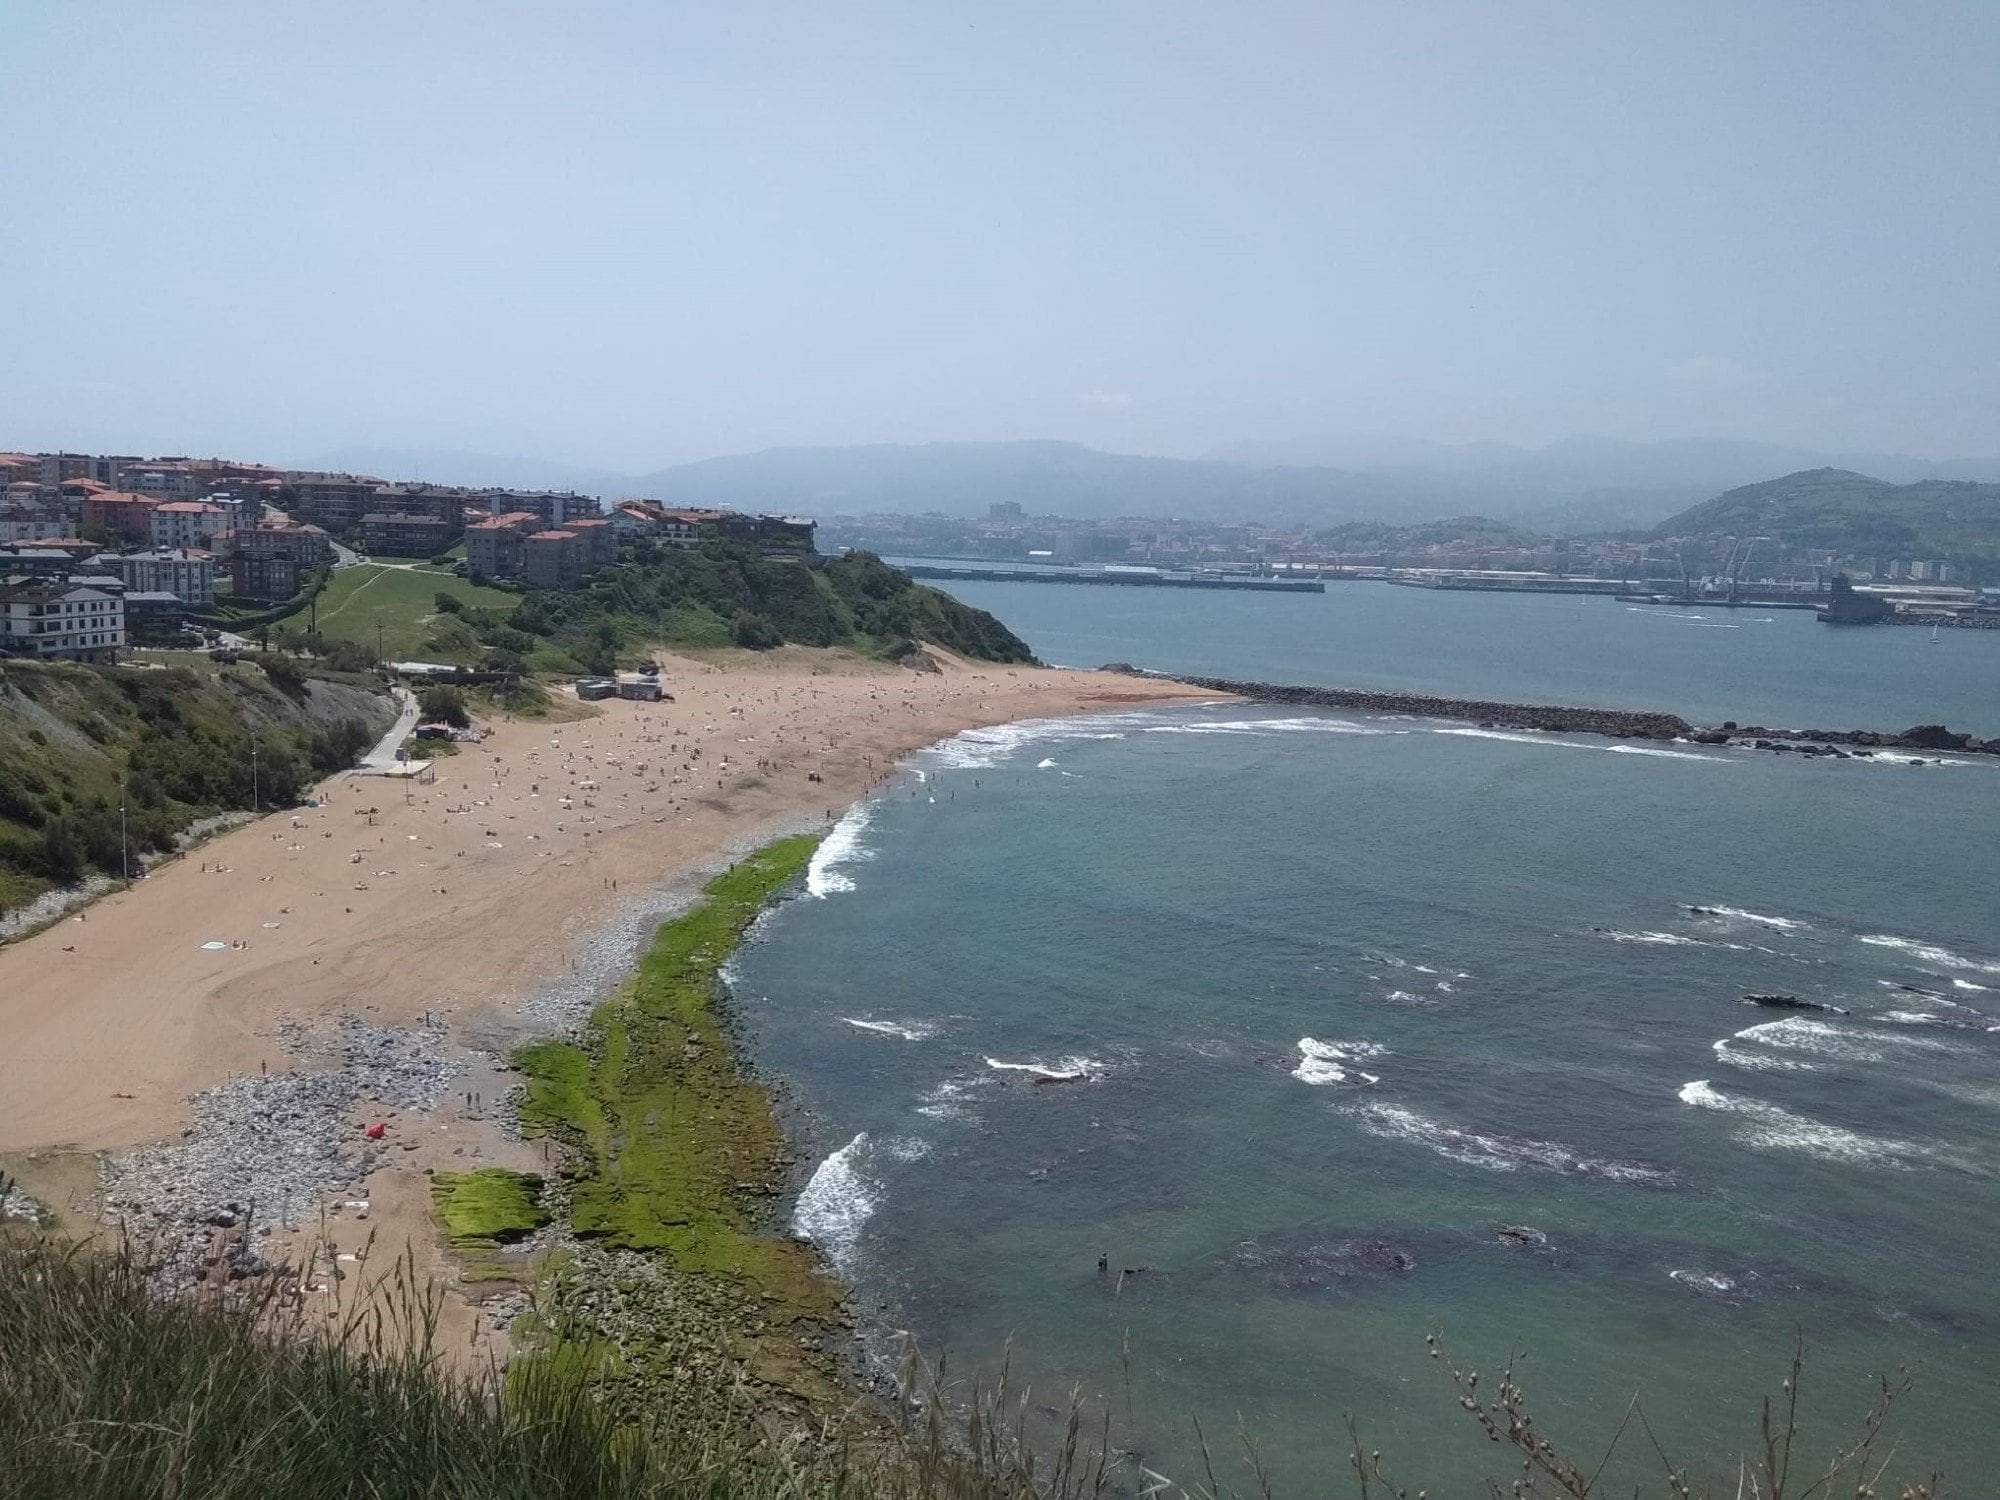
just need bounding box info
[0,659,393,916]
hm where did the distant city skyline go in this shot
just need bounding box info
[5,2,1996,468]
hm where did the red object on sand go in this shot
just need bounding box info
[364,1123,386,1139]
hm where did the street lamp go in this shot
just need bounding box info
[250,739,259,813]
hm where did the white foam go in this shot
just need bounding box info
[808,803,874,897]
[792,1132,927,1268]
[924,717,1136,770]
[1346,1102,1674,1184]
[984,1055,1102,1081]
[1141,716,1388,737]
[1859,934,2000,976]
[1292,1037,1383,1086]
[1694,906,1809,931]
[1036,757,1058,768]
[1601,930,1704,946]
[914,1077,985,1121]
[1676,1080,1933,1167]
[840,1017,936,1041]
[1669,1269,1739,1295]
[1435,727,1721,762]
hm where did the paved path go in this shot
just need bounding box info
[359,687,420,770]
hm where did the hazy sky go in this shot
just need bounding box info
[4,1,1996,470]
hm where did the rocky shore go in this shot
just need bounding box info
[1105,667,1999,760]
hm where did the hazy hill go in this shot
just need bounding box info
[628,441,1435,526]
[1213,436,2000,532]
[1652,468,2000,562]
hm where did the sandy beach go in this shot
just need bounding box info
[0,649,1209,1346]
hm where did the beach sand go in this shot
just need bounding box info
[0,648,1209,1352]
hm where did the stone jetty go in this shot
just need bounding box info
[1104,667,1999,759]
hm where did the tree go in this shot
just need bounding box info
[433,592,464,615]
[417,685,471,728]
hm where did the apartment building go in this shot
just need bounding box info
[231,521,331,602]
[81,491,159,543]
[464,510,539,579]
[285,472,385,530]
[149,501,231,551]
[522,529,586,588]
[0,580,125,661]
[111,548,216,606]
[118,459,199,498]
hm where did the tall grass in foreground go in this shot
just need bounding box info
[0,1230,1946,1500]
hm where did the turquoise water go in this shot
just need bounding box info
[731,697,2000,1492]
[914,570,2000,735]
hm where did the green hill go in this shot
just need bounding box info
[1652,468,2000,564]
[488,544,1033,673]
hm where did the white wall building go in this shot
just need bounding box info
[0,581,126,660]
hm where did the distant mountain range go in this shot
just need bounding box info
[309,437,2000,535]
[1652,468,2000,562]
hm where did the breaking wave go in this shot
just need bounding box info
[841,1017,936,1041]
[984,1055,1103,1081]
[1346,1102,1675,1184]
[808,804,874,897]
[792,1132,929,1269]
[1676,1081,1942,1168]
[1859,934,2000,976]
[1434,727,1722,762]
[1292,1037,1383,1086]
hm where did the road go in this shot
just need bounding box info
[358,687,421,770]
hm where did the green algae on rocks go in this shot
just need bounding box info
[512,834,841,1319]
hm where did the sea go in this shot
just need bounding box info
[727,579,2000,1493]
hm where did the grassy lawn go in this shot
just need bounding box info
[312,565,516,662]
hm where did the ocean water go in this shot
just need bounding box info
[731,703,2000,1492]
[912,569,2000,735]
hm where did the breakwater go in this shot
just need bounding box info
[901,565,1324,593]
[1110,667,1693,740]
[1107,667,2000,757]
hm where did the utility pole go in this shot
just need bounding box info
[119,771,129,882]
[250,739,259,813]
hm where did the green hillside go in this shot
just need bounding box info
[477,543,1033,674]
[1653,468,2000,563]
[0,661,394,916]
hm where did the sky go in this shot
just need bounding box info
[3,1,1996,471]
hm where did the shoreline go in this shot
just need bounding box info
[0,647,1218,1361]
